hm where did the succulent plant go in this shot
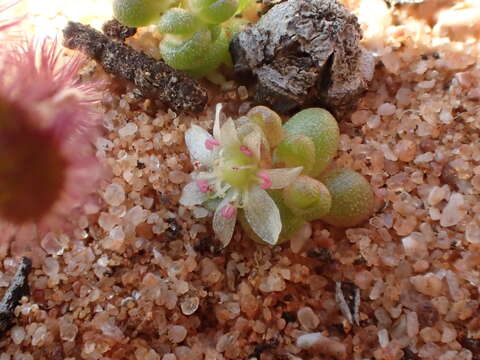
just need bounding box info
[181,105,375,247]
[113,0,252,76]
[320,168,374,227]
[180,104,303,247]
[113,0,177,27]
[283,176,332,221]
[282,108,339,177]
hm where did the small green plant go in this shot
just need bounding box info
[180,104,375,247]
[113,0,251,76]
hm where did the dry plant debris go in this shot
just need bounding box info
[230,0,374,116]
[102,19,137,42]
[0,257,31,336]
[63,21,208,114]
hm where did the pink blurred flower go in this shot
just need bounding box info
[0,23,104,255]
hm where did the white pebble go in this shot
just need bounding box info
[297,306,320,330]
[290,223,312,254]
[439,109,453,124]
[377,328,389,348]
[377,103,396,116]
[406,311,419,337]
[466,222,480,243]
[119,122,138,137]
[168,325,187,343]
[98,212,119,231]
[402,232,428,259]
[428,186,448,206]
[110,226,125,242]
[125,206,147,227]
[440,193,465,227]
[11,326,25,345]
[104,183,126,207]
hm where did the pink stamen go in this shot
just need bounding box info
[240,145,253,157]
[196,179,209,193]
[258,171,272,190]
[221,205,236,219]
[205,138,220,150]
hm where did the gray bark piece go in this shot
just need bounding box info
[0,257,32,335]
[230,0,374,117]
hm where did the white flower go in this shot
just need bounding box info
[180,104,302,247]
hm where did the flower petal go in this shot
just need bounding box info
[242,129,261,160]
[244,187,282,245]
[185,124,214,166]
[213,103,222,140]
[213,193,237,248]
[179,181,208,206]
[263,167,303,189]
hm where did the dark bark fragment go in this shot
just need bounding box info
[402,347,420,360]
[230,0,374,117]
[102,19,137,41]
[460,336,480,359]
[0,257,32,336]
[63,22,208,114]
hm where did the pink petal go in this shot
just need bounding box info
[258,171,272,190]
[205,138,220,150]
[240,145,253,157]
[221,204,237,219]
[196,179,210,193]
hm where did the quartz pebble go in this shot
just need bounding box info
[168,325,187,343]
[377,103,396,116]
[296,333,347,359]
[377,328,389,348]
[11,326,25,345]
[410,273,443,296]
[297,306,320,330]
[104,183,125,206]
[180,296,199,315]
[440,193,466,227]
[118,122,138,137]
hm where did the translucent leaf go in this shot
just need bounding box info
[220,118,240,147]
[179,181,208,206]
[242,129,261,160]
[264,167,303,189]
[212,192,237,248]
[244,187,281,245]
[185,124,214,166]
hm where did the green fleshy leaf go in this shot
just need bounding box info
[282,176,332,221]
[159,29,211,70]
[189,0,239,24]
[185,29,230,77]
[283,108,339,178]
[113,0,174,27]
[320,168,374,227]
[157,8,201,35]
[273,133,316,175]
